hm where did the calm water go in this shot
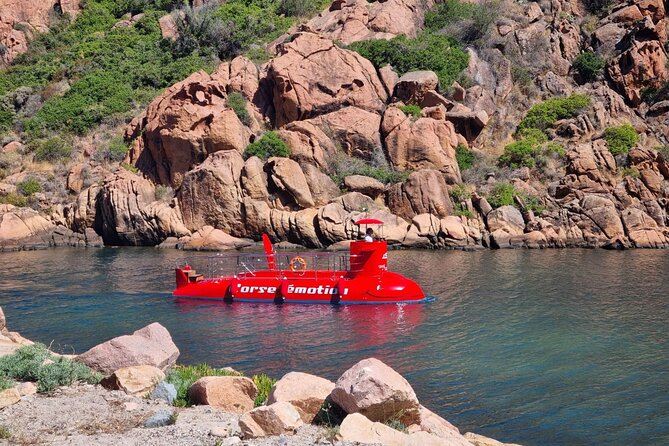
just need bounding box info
[0,247,668,445]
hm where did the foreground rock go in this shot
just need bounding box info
[238,401,303,438]
[76,323,180,375]
[330,357,420,425]
[338,412,457,445]
[100,365,166,396]
[266,371,335,423]
[188,376,258,413]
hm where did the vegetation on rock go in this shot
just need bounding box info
[604,124,639,156]
[16,178,41,196]
[0,344,101,393]
[244,131,291,160]
[518,94,591,134]
[455,144,475,171]
[330,150,410,185]
[398,104,421,118]
[349,33,469,88]
[226,92,252,126]
[573,51,605,82]
[251,372,277,407]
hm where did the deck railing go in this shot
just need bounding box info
[178,251,375,280]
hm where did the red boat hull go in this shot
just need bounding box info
[173,240,427,304]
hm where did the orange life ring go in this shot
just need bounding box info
[289,256,307,272]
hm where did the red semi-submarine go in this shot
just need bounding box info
[173,219,427,304]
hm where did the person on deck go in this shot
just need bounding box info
[364,227,374,242]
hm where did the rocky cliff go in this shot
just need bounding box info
[2,0,669,250]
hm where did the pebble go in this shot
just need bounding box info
[150,381,177,405]
[143,409,175,428]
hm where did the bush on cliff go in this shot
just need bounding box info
[33,137,72,162]
[244,131,291,160]
[0,344,101,392]
[518,94,591,134]
[226,92,252,126]
[604,124,638,156]
[573,51,605,82]
[455,144,475,171]
[329,149,410,185]
[349,33,469,88]
[1,5,213,136]
[16,178,41,196]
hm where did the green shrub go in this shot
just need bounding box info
[604,124,638,156]
[455,144,475,171]
[0,343,96,392]
[226,92,252,126]
[424,0,477,32]
[349,34,469,89]
[329,151,410,185]
[166,364,243,407]
[0,193,28,207]
[277,0,326,17]
[655,145,669,159]
[621,167,640,178]
[518,94,591,134]
[398,105,421,118]
[34,137,72,162]
[0,425,10,440]
[487,182,516,208]
[36,356,101,393]
[450,184,473,217]
[0,106,13,133]
[17,178,41,196]
[121,162,139,174]
[573,51,605,82]
[0,373,14,391]
[105,136,130,162]
[244,131,291,160]
[251,373,276,407]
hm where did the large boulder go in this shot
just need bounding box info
[243,199,322,247]
[393,71,439,105]
[178,150,245,235]
[277,121,336,168]
[187,376,257,413]
[486,206,525,249]
[0,0,80,66]
[0,204,55,250]
[266,157,315,208]
[100,365,166,396]
[0,388,20,409]
[607,18,669,105]
[267,372,335,423]
[238,401,303,438]
[386,170,454,220]
[96,170,190,246]
[580,194,625,241]
[344,175,386,199]
[124,70,252,187]
[180,226,253,251]
[330,357,420,425]
[266,32,388,127]
[305,0,433,45]
[76,323,180,375]
[305,107,383,160]
[382,107,461,183]
[621,207,669,248]
[338,413,449,446]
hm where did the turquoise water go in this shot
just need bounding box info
[1,247,668,445]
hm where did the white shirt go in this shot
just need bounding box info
[364,235,373,242]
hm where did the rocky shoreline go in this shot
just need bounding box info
[2,0,669,253]
[0,305,519,445]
